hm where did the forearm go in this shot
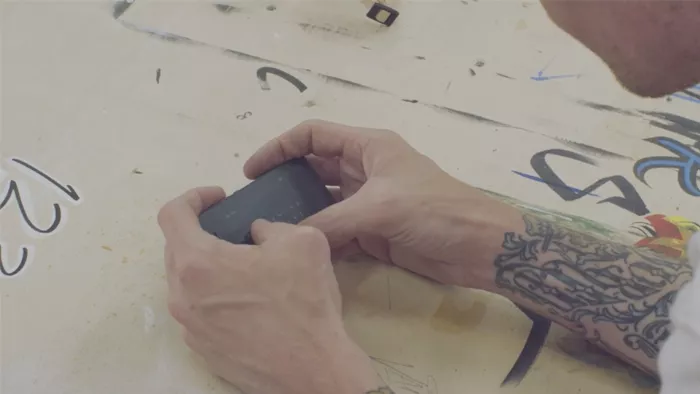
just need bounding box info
[461,191,692,376]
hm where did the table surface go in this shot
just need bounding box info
[3,1,698,393]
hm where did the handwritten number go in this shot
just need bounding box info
[532,149,650,216]
[0,244,29,277]
[10,158,80,201]
[0,180,62,234]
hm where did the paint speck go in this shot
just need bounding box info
[497,73,515,80]
[469,68,476,76]
[234,152,240,158]
[475,60,485,67]
[666,96,673,102]
[155,68,161,84]
[132,168,143,174]
[102,245,113,251]
[112,0,134,19]
[214,4,237,13]
[266,4,276,11]
[303,100,316,108]
[460,0,468,4]
[402,99,419,104]
[492,148,497,152]
[415,55,426,60]
[361,46,372,50]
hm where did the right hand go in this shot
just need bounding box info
[244,120,516,289]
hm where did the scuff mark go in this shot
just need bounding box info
[553,137,631,160]
[641,111,700,148]
[221,48,270,63]
[577,100,638,117]
[496,73,515,80]
[298,23,357,38]
[430,105,517,129]
[214,4,239,13]
[320,74,381,92]
[118,21,201,46]
[112,0,134,20]
[155,68,161,84]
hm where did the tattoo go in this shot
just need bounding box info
[495,213,693,371]
[366,387,394,394]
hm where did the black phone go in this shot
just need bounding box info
[198,158,334,244]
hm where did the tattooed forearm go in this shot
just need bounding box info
[494,213,693,375]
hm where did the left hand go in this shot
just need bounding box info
[157,187,382,394]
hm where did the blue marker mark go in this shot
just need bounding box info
[671,92,700,104]
[512,170,600,197]
[530,71,580,82]
[634,136,700,197]
[530,58,579,81]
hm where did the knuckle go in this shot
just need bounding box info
[157,203,174,230]
[374,128,403,143]
[292,226,330,251]
[300,118,326,128]
[176,257,211,288]
[167,298,189,325]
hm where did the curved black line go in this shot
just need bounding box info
[532,149,649,216]
[0,244,29,277]
[0,180,62,234]
[256,67,307,92]
[502,306,551,386]
[10,158,80,201]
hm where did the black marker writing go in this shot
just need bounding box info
[531,149,650,216]
[10,158,80,202]
[0,180,62,234]
[0,244,30,277]
[256,67,307,92]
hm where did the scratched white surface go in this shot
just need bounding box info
[2,1,699,393]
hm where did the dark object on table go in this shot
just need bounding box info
[199,157,334,245]
[366,2,399,26]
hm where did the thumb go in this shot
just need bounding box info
[250,219,297,245]
[301,196,365,249]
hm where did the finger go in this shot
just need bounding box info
[158,186,226,242]
[301,196,365,249]
[331,240,362,261]
[326,187,343,202]
[244,119,367,179]
[250,219,299,245]
[306,155,341,186]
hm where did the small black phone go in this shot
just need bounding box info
[198,158,334,244]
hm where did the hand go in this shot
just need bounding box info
[158,187,381,394]
[244,120,520,289]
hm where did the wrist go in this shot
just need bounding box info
[450,185,525,291]
[291,327,383,394]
